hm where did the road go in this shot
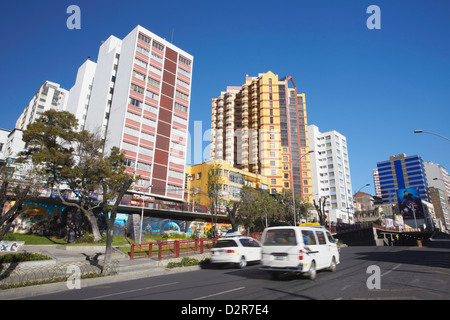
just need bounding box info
[23,245,449,304]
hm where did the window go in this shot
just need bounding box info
[177,78,190,89]
[124,126,139,136]
[179,56,191,66]
[173,115,188,126]
[122,142,138,153]
[146,90,159,101]
[130,84,144,95]
[168,170,184,180]
[136,45,149,56]
[174,102,188,113]
[137,161,151,171]
[141,131,155,142]
[178,67,191,77]
[124,158,135,168]
[271,179,276,184]
[152,41,164,51]
[132,70,146,81]
[149,65,162,75]
[301,230,317,245]
[135,58,147,69]
[138,33,151,44]
[129,98,142,108]
[127,112,141,122]
[176,90,189,101]
[263,229,297,246]
[151,52,163,63]
[142,117,156,127]
[315,231,327,245]
[139,146,153,157]
[168,184,183,195]
[147,77,161,88]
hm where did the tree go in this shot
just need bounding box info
[20,110,78,189]
[225,201,239,232]
[55,129,107,242]
[0,163,43,240]
[207,162,222,237]
[313,197,327,226]
[99,147,135,271]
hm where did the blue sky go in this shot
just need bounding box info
[0,0,449,196]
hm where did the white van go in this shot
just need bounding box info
[260,225,340,280]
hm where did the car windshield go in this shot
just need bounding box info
[263,229,297,246]
[214,239,238,248]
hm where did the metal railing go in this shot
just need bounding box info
[130,238,218,260]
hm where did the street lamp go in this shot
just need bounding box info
[292,150,314,225]
[414,130,450,142]
[138,184,153,244]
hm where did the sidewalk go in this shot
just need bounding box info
[0,244,210,300]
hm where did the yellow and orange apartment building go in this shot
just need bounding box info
[188,71,312,207]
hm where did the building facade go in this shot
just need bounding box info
[82,25,193,202]
[376,154,429,203]
[308,124,353,223]
[185,160,269,208]
[210,71,312,203]
[15,81,68,131]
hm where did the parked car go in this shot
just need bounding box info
[260,224,340,280]
[211,234,262,268]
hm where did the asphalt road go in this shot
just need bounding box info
[24,245,449,304]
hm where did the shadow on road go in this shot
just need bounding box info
[354,248,450,269]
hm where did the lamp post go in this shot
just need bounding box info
[414,130,450,142]
[292,150,314,226]
[138,184,153,244]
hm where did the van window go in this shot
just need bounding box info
[326,231,335,243]
[315,231,327,245]
[214,240,238,248]
[239,238,260,247]
[301,230,317,245]
[263,229,297,246]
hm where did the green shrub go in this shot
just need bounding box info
[0,252,51,264]
[166,257,200,268]
[75,233,107,244]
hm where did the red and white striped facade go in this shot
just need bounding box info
[84,26,193,201]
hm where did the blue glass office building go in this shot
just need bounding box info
[376,154,429,203]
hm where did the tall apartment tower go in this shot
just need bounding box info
[376,153,429,203]
[15,81,69,131]
[210,71,312,202]
[424,161,450,200]
[65,58,97,131]
[308,125,353,223]
[372,168,382,198]
[83,25,193,202]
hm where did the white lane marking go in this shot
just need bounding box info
[85,282,180,300]
[193,286,246,300]
[381,264,402,277]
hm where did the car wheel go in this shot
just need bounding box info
[329,257,337,272]
[307,261,316,280]
[238,256,247,268]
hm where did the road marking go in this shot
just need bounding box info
[193,286,246,300]
[381,264,401,277]
[85,282,180,300]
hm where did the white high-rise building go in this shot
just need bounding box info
[81,25,193,202]
[425,161,450,201]
[15,81,69,131]
[308,125,353,224]
[65,58,97,131]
